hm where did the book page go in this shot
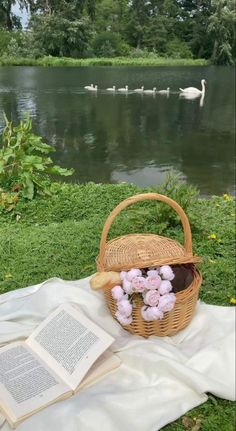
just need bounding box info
[77,350,121,392]
[0,342,72,426]
[26,303,115,391]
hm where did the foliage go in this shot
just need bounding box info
[0,0,24,30]
[165,38,193,59]
[29,14,93,58]
[0,0,235,64]
[207,0,236,65]
[0,114,74,202]
[0,56,209,67]
[0,29,12,56]
[93,31,130,57]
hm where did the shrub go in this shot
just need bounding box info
[165,38,193,59]
[0,114,74,202]
[93,32,130,57]
[0,30,12,56]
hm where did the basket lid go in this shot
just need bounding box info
[97,193,202,272]
[96,233,201,272]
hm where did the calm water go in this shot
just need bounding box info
[0,65,235,196]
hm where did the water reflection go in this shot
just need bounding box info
[179,91,205,107]
[0,65,235,196]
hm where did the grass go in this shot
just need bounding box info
[0,56,209,67]
[0,181,235,430]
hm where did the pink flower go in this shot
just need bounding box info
[146,275,162,290]
[126,268,142,281]
[115,311,133,325]
[158,293,176,312]
[131,276,147,293]
[111,285,125,301]
[159,280,173,295]
[122,278,133,294]
[143,290,160,306]
[117,299,133,317]
[159,265,175,281]
[147,269,159,277]
[141,306,163,321]
[120,271,128,281]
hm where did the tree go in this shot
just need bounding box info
[30,13,92,57]
[28,0,96,20]
[207,0,236,65]
[0,0,28,30]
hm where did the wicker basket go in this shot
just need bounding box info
[96,193,202,337]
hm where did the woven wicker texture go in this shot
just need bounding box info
[96,193,202,337]
[97,193,201,272]
[104,265,202,337]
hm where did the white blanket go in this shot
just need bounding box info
[0,277,235,431]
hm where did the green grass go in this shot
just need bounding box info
[0,56,209,67]
[0,181,235,430]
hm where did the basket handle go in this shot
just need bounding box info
[98,193,193,270]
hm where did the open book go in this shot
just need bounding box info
[0,303,120,428]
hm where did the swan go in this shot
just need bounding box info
[134,86,144,93]
[143,87,156,94]
[179,90,205,107]
[117,85,128,92]
[84,84,93,90]
[157,87,170,95]
[106,85,116,91]
[179,79,206,95]
[87,85,98,92]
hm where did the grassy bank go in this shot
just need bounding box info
[0,181,235,430]
[0,56,209,67]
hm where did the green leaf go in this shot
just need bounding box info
[46,166,74,176]
[22,177,34,200]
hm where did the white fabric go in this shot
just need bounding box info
[0,276,235,431]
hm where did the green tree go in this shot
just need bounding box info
[28,0,96,20]
[0,0,28,30]
[30,13,92,57]
[94,0,128,34]
[207,0,236,65]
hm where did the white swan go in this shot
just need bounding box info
[143,87,156,94]
[117,85,128,92]
[106,85,116,91]
[84,84,93,90]
[134,86,144,93]
[179,79,206,95]
[179,90,205,107]
[87,85,98,92]
[157,87,170,95]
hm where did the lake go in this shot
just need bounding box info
[0,65,235,196]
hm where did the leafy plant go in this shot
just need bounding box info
[0,114,74,200]
[165,38,193,59]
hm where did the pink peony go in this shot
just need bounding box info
[141,306,163,321]
[120,271,128,281]
[111,285,125,301]
[126,268,142,281]
[147,269,159,277]
[158,293,176,312]
[146,275,162,290]
[117,299,133,317]
[115,311,133,325]
[159,265,175,281]
[159,280,173,295]
[131,276,147,293]
[122,278,133,294]
[143,290,160,306]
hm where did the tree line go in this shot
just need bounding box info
[0,0,235,65]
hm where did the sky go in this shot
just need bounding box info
[12,2,29,28]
